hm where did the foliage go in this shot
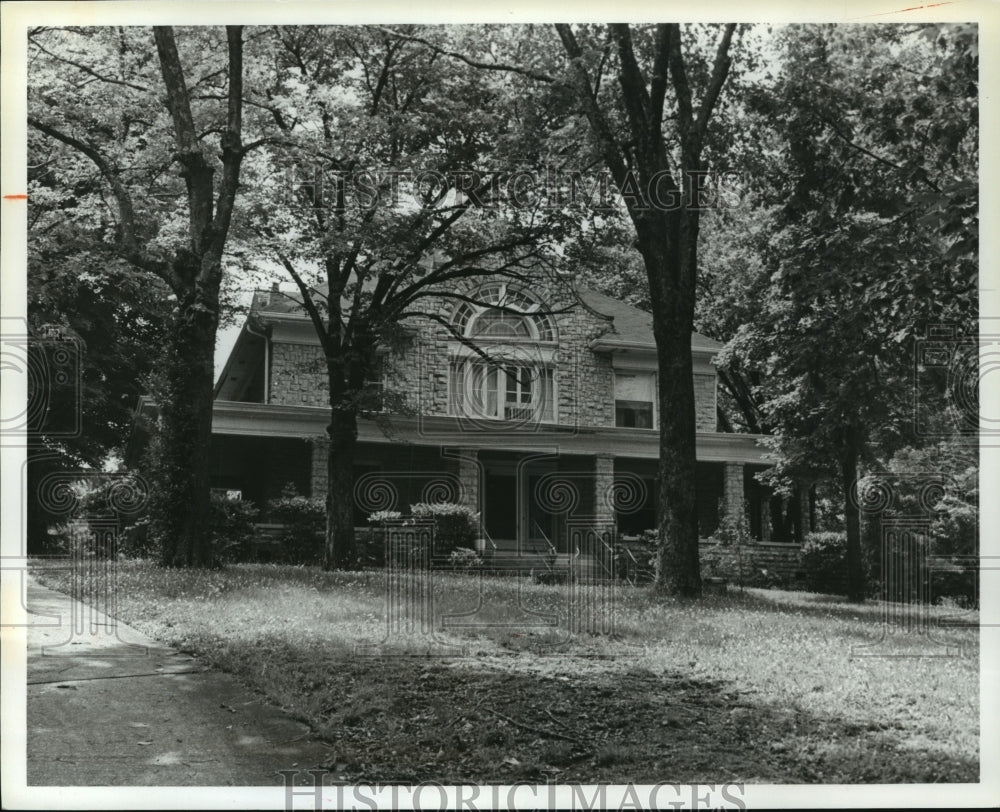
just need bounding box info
[859,439,978,607]
[713,504,753,548]
[355,527,387,569]
[209,496,260,564]
[266,486,325,566]
[28,25,255,567]
[410,502,479,556]
[707,23,978,600]
[800,532,849,595]
[119,516,157,559]
[367,510,404,525]
[448,547,484,570]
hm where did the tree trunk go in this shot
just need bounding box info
[654,334,701,597]
[155,279,219,568]
[645,233,701,597]
[325,408,359,570]
[794,483,810,543]
[840,436,866,602]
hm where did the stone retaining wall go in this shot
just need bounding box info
[699,540,803,587]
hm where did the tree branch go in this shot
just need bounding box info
[274,250,332,356]
[378,27,556,84]
[666,24,693,148]
[28,36,149,92]
[211,25,246,260]
[153,26,215,253]
[27,116,178,290]
[693,24,736,148]
[555,24,630,189]
[648,25,672,140]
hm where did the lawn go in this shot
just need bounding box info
[30,560,979,784]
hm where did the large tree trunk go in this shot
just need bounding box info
[156,277,219,568]
[653,322,701,596]
[640,222,701,598]
[325,407,359,570]
[840,435,866,602]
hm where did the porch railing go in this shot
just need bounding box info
[530,521,558,575]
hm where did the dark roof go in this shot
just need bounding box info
[576,287,723,352]
[250,283,723,352]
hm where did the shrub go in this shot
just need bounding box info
[266,486,325,565]
[120,516,157,558]
[210,495,260,563]
[356,526,386,568]
[409,502,479,556]
[448,547,483,570]
[714,504,752,548]
[800,532,848,594]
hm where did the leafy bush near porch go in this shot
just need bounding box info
[800,532,848,594]
[266,487,325,565]
[210,495,261,563]
[355,526,386,568]
[409,502,478,556]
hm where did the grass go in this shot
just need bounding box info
[30,559,979,784]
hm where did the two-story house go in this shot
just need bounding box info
[198,276,779,558]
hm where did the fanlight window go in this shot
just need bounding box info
[450,283,556,342]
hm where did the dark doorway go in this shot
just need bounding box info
[484,470,517,544]
[526,472,559,553]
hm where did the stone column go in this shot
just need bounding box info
[454,449,480,511]
[310,435,329,499]
[594,454,616,527]
[759,498,772,542]
[721,462,744,526]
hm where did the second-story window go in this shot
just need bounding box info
[615,371,656,428]
[452,361,555,423]
[448,283,558,425]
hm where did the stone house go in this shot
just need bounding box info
[201,274,799,571]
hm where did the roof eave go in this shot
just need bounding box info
[589,337,721,357]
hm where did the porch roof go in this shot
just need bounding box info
[210,400,773,465]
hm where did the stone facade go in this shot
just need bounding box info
[265,276,717,431]
[693,373,717,432]
[271,343,327,407]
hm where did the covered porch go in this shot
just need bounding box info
[208,401,792,554]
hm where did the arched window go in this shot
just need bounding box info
[448,283,557,424]
[450,283,556,343]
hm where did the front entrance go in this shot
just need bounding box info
[480,453,560,553]
[483,469,517,545]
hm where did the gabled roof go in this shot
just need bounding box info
[576,287,724,353]
[217,281,722,393]
[250,283,723,350]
